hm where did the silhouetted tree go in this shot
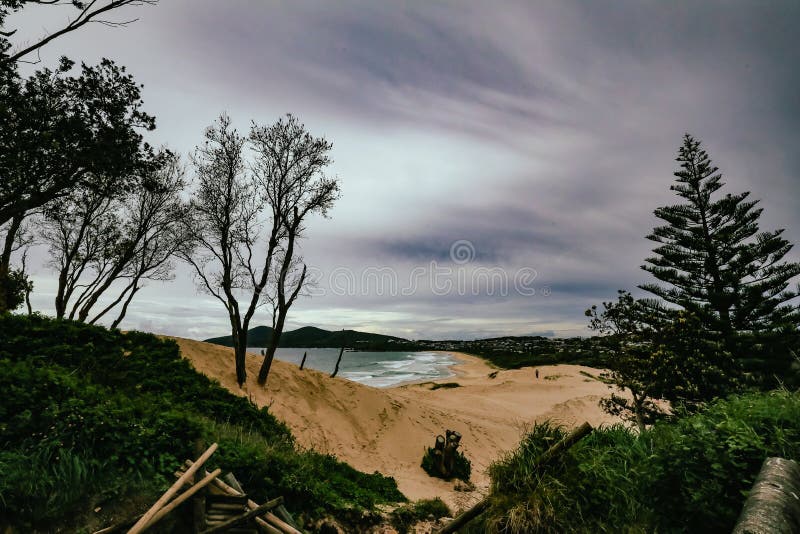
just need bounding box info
[182,114,339,387]
[252,115,339,385]
[41,152,185,326]
[641,134,800,385]
[1,0,156,64]
[0,57,154,312]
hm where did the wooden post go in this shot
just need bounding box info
[443,430,462,477]
[733,457,800,534]
[128,443,218,534]
[200,497,283,534]
[330,344,344,378]
[437,422,593,533]
[299,351,307,370]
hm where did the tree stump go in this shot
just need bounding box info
[425,430,464,479]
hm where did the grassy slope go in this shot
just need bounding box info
[469,389,800,533]
[0,314,404,532]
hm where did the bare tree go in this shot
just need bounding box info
[41,153,186,326]
[250,115,339,385]
[180,115,272,387]
[1,0,157,64]
[181,113,339,387]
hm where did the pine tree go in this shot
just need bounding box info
[641,134,800,385]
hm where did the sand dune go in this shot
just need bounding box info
[171,338,621,511]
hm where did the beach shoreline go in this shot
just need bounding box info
[176,337,619,511]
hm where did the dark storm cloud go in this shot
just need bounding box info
[9,0,800,339]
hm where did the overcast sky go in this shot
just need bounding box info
[8,1,800,340]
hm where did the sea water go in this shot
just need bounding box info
[247,347,460,388]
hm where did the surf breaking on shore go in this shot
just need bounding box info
[173,337,622,511]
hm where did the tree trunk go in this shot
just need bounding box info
[0,214,23,314]
[733,457,800,534]
[257,308,287,385]
[632,392,646,433]
[230,326,247,387]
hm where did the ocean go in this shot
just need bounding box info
[248,347,460,388]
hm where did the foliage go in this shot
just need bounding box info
[0,55,155,312]
[0,314,404,531]
[641,134,800,386]
[587,290,741,430]
[472,390,800,533]
[390,498,451,534]
[0,265,29,311]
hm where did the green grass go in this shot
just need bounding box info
[0,313,404,532]
[470,389,800,533]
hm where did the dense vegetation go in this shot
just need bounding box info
[0,314,403,532]
[461,337,607,370]
[468,389,800,533]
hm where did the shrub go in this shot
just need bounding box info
[474,390,800,533]
[421,444,471,482]
[0,314,404,531]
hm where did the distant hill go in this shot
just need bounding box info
[204,326,412,350]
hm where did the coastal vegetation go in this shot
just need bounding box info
[465,136,800,532]
[468,390,800,533]
[0,313,403,532]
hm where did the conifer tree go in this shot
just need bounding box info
[641,134,800,384]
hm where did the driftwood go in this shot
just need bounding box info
[299,351,307,370]
[127,443,218,534]
[200,497,283,534]
[330,345,344,378]
[437,422,593,534]
[733,457,800,534]
[183,459,302,534]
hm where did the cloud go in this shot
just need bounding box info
[7,0,800,340]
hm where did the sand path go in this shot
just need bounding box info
[172,338,620,511]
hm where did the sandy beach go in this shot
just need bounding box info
[172,338,621,511]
